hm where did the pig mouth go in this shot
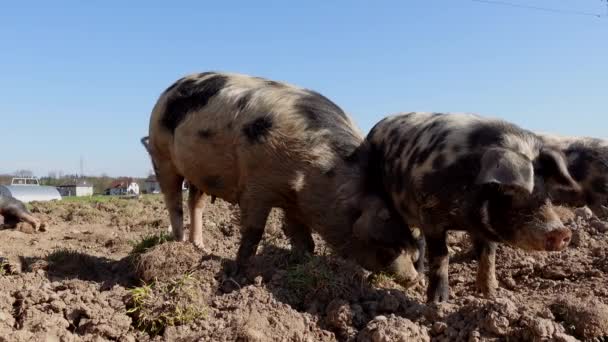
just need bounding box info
[394,272,422,289]
[510,224,572,252]
[382,251,421,289]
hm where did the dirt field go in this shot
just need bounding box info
[0,195,607,342]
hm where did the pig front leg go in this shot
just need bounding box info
[426,231,450,303]
[473,237,498,298]
[232,190,272,277]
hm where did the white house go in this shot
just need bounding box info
[105,178,140,196]
[57,180,94,197]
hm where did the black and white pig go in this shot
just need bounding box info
[143,72,420,285]
[538,133,608,219]
[366,112,580,302]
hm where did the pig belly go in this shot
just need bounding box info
[173,141,242,204]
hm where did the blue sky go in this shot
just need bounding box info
[1,0,606,177]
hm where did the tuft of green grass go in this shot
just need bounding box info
[46,248,82,264]
[130,232,174,255]
[126,273,206,336]
[285,256,339,298]
[369,272,397,287]
[0,260,11,276]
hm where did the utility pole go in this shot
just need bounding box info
[80,155,84,177]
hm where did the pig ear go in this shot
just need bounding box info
[476,147,534,194]
[536,147,581,191]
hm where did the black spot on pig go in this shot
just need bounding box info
[407,146,420,168]
[421,154,480,205]
[236,92,252,111]
[295,90,360,159]
[417,147,432,165]
[265,80,284,87]
[203,175,223,189]
[162,77,185,95]
[296,90,349,127]
[242,116,273,144]
[198,129,214,139]
[468,125,503,149]
[161,74,228,132]
[467,122,526,150]
[196,72,216,79]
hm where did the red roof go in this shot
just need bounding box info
[109,178,136,189]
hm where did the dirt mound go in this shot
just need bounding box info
[183,286,336,342]
[551,296,608,340]
[135,241,203,283]
[0,274,140,341]
[357,315,430,342]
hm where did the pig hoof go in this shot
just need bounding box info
[428,283,450,303]
[192,241,209,253]
[224,260,242,278]
[476,282,498,299]
[481,288,497,299]
[220,277,242,293]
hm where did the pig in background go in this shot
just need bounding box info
[538,133,608,219]
[366,112,580,303]
[143,71,420,286]
[0,194,45,231]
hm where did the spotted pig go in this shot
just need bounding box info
[366,112,580,302]
[143,72,419,285]
[0,194,45,231]
[538,133,608,218]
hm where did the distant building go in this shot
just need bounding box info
[0,177,62,202]
[56,180,94,197]
[105,178,140,196]
[144,175,161,194]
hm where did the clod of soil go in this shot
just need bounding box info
[357,314,430,342]
[551,296,608,340]
[126,273,207,336]
[574,207,593,221]
[135,241,203,283]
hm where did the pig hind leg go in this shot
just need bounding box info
[187,184,208,250]
[157,164,185,241]
[282,212,315,261]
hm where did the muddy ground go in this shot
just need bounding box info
[0,195,607,342]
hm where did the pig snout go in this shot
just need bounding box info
[386,252,420,288]
[544,228,572,251]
